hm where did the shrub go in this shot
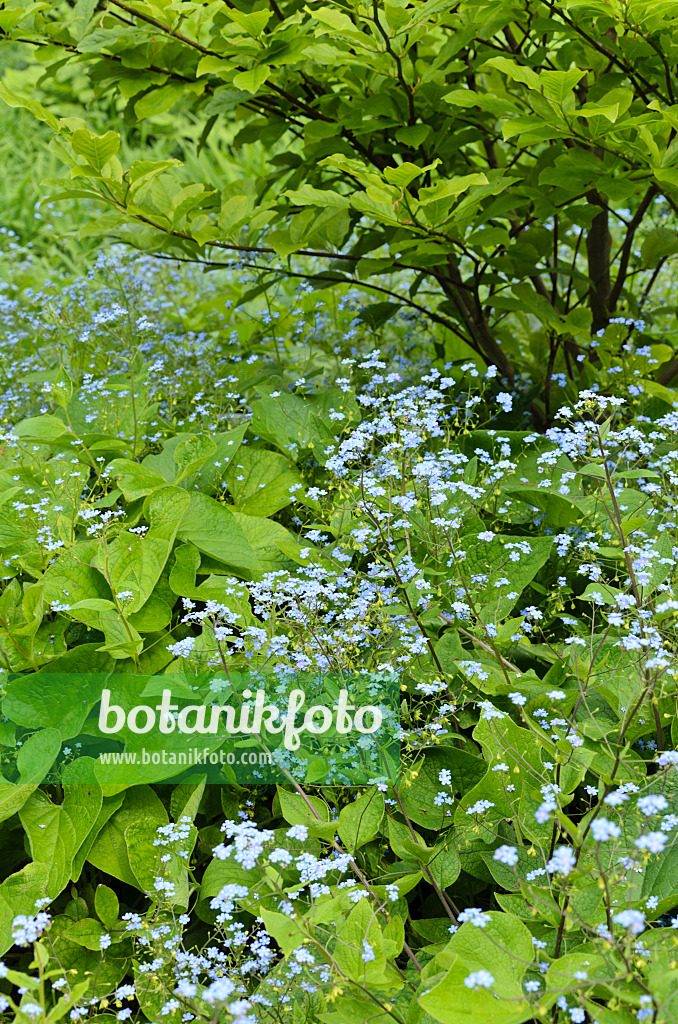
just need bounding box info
[4,2,678,407]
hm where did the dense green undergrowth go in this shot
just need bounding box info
[0,242,674,1023]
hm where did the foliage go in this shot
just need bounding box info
[2,4,678,1023]
[0,244,672,1020]
[5,1,678,410]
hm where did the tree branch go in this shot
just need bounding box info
[608,184,658,312]
[585,188,612,333]
[436,258,514,381]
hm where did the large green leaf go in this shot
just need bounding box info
[250,392,334,461]
[400,747,487,830]
[176,492,260,574]
[168,543,253,622]
[0,862,51,955]
[93,487,190,613]
[226,447,303,516]
[333,897,388,986]
[173,434,217,484]
[142,426,247,491]
[40,541,110,609]
[126,819,195,908]
[3,671,111,739]
[107,459,168,501]
[338,788,384,851]
[86,786,167,887]
[20,781,102,894]
[419,913,534,1024]
[70,128,120,171]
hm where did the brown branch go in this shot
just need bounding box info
[437,258,514,381]
[372,0,416,124]
[585,187,612,334]
[607,184,659,312]
[555,7,668,106]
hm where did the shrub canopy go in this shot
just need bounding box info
[4,0,678,409]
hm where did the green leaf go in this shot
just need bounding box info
[94,884,119,930]
[226,448,303,516]
[333,898,387,985]
[503,486,585,528]
[435,630,463,674]
[250,391,334,459]
[142,426,247,491]
[173,434,217,484]
[3,670,107,741]
[400,748,487,830]
[258,907,306,955]
[311,5,356,32]
[338,789,384,851]
[576,462,607,480]
[108,459,168,501]
[127,594,171,632]
[135,83,185,119]
[383,160,439,189]
[64,917,106,950]
[40,541,111,612]
[126,819,195,908]
[86,787,167,887]
[20,784,102,893]
[268,229,301,257]
[538,68,587,103]
[388,818,430,862]
[70,129,120,171]
[277,787,336,839]
[464,535,554,620]
[394,124,431,147]
[231,510,312,571]
[355,302,402,329]
[94,486,190,613]
[643,380,678,406]
[480,55,541,90]
[641,226,678,267]
[17,727,62,784]
[233,67,270,94]
[170,778,206,823]
[426,841,461,890]
[197,852,260,923]
[0,862,51,955]
[416,173,488,206]
[218,195,253,232]
[284,185,351,209]
[70,789,125,882]
[227,8,272,35]
[176,492,260,574]
[12,415,71,441]
[0,82,63,132]
[419,912,534,1024]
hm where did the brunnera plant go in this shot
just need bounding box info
[0,244,674,1021]
[4,0,678,412]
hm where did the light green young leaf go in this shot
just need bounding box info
[70,129,120,171]
[233,67,270,94]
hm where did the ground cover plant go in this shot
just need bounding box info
[1,2,678,1023]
